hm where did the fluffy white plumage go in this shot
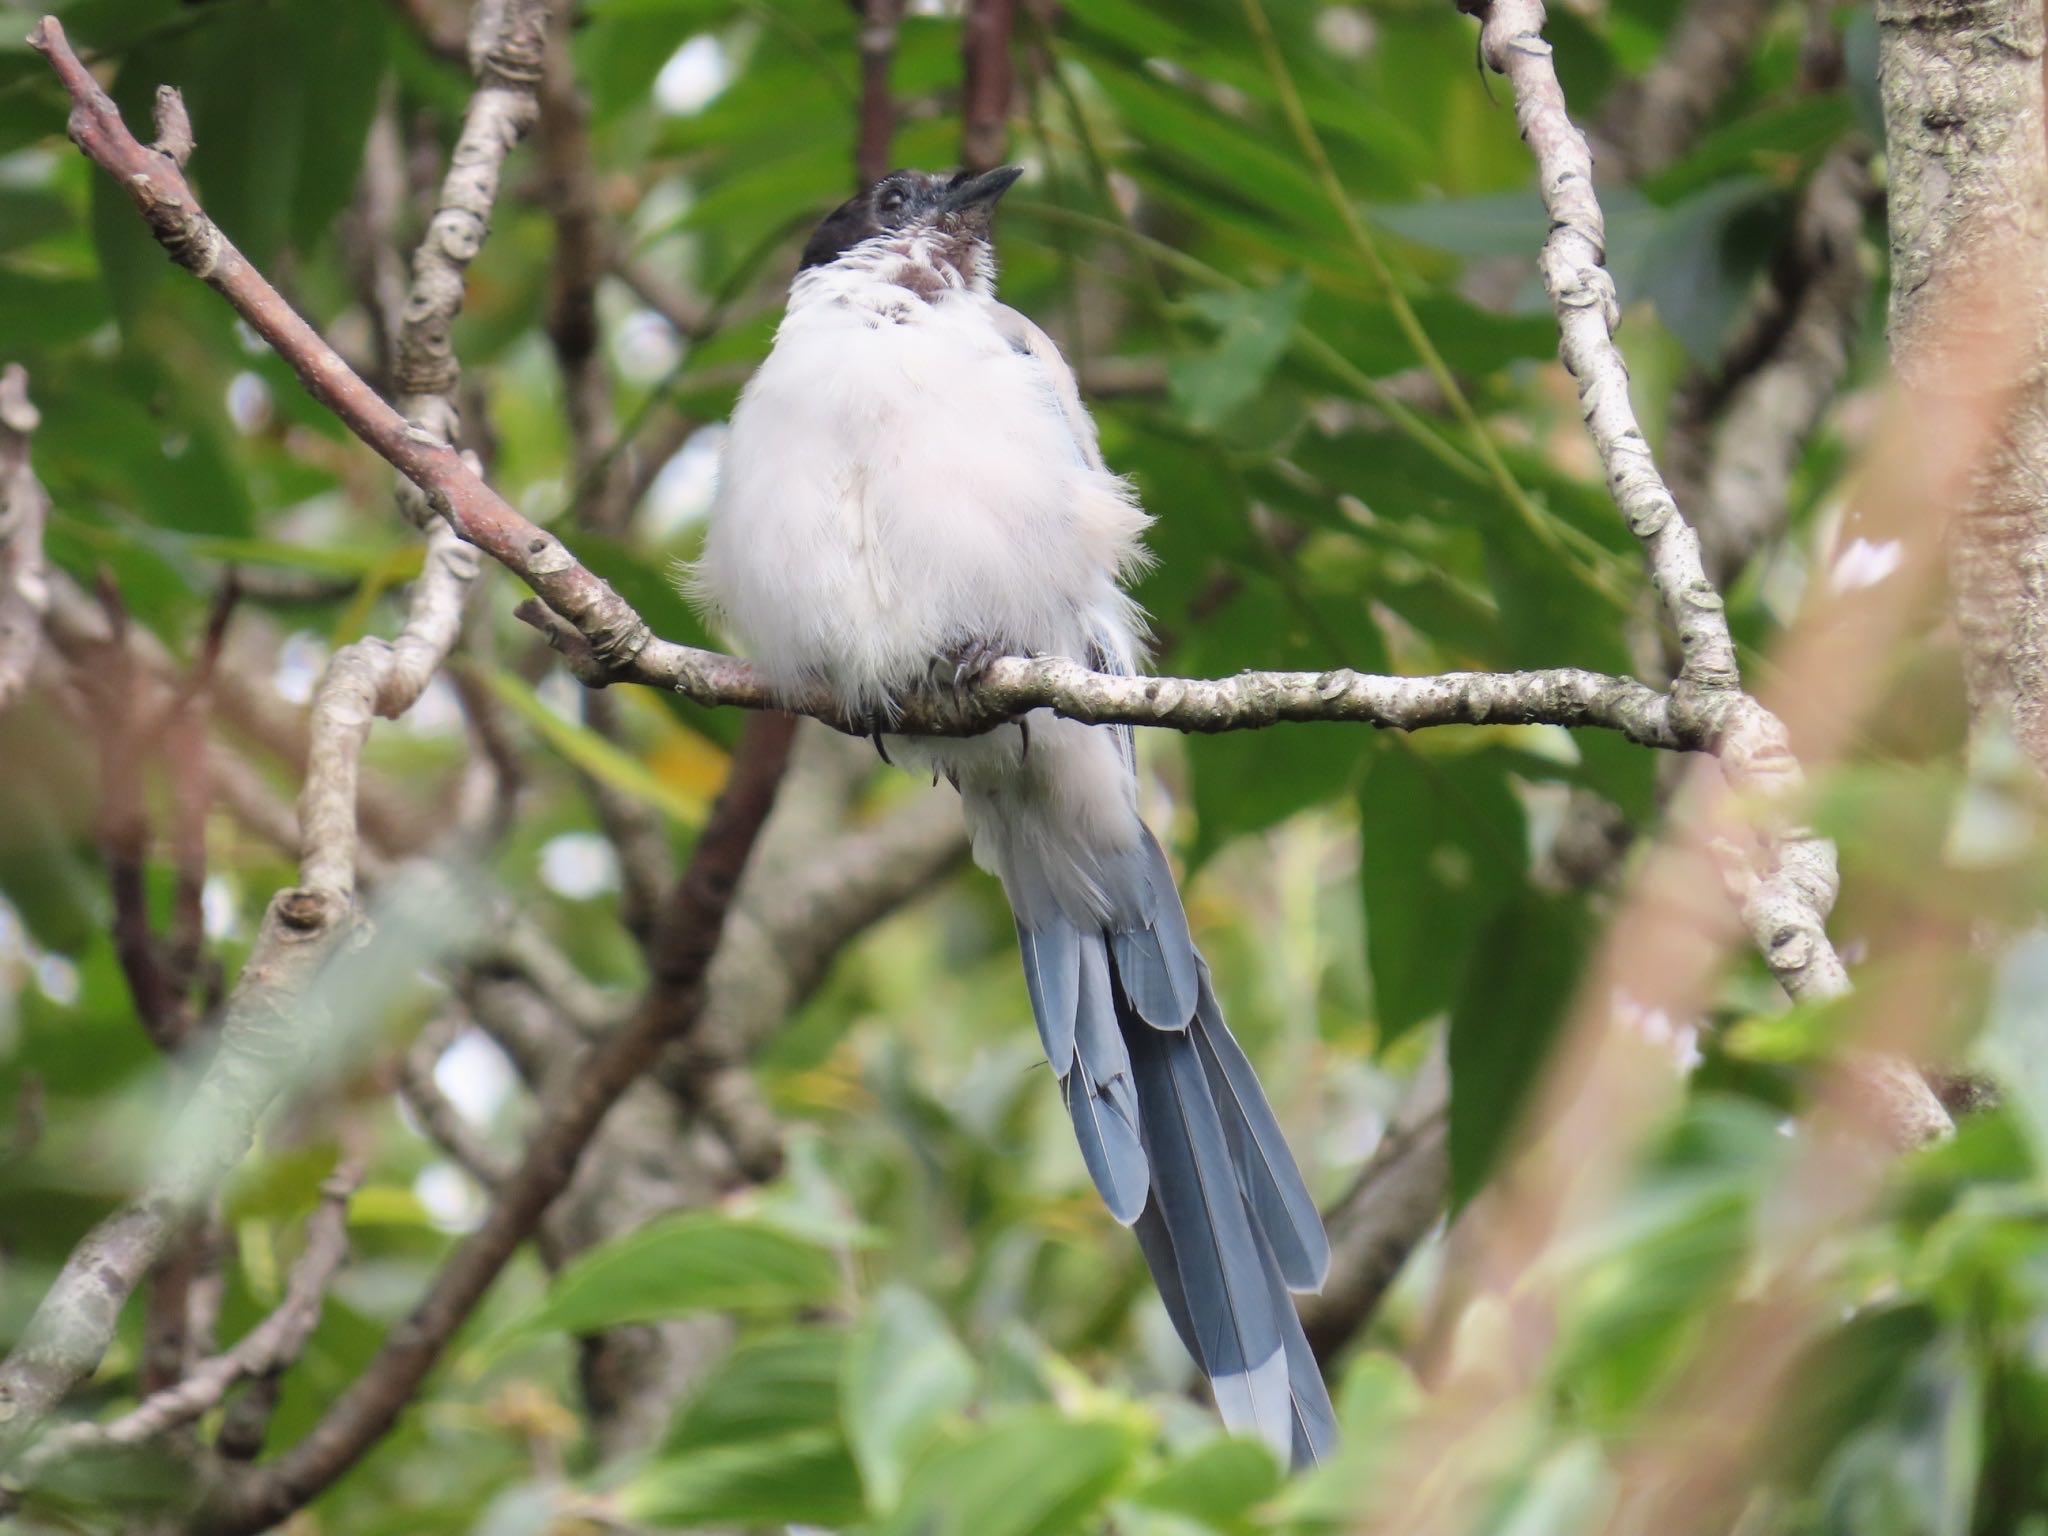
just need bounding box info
[687,174,1335,1466]
[691,229,1154,921]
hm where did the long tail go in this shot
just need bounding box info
[1012,825,1334,1467]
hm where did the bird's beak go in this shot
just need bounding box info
[943,165,1024,213]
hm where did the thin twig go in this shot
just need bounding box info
[398,1014,514,1188]
[1471,1,1923,1051]
[536,12,633,533]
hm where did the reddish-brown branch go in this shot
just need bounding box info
[209,713,795,1532]
[961,0,1016,172]
[86,576,190,1052]
[857,0,905,186]
[29,16,655,674]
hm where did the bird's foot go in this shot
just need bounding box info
[859,706,896,765]
[938,635,1010,701]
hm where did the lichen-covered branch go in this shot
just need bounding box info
[1476,2,1739,702]
[390,0,549,493]
[524,590,1690,744]
[1470,0,1949,1140]
[30,14,654,676]
[0,365,49,716]
[24,15,1717,769]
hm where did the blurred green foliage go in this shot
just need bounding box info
[1,0,2044,1532]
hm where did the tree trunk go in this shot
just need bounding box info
[1879,0,2048,770]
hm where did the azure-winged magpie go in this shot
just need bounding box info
[689,167,1334,1466]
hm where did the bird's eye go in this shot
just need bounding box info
[877,187,908,216]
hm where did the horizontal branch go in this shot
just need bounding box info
[523,596,1691,745]
[25,15,1711,767]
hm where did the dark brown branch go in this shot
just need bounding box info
[0,9,534,1459]
[856,0,905,186]
[86,576,190,1053]
[537,21,633,533]
[1300,1053,1449,1362]
[1594,0,1776,180]
[211,712,796,1532]
[960,0,1016,172]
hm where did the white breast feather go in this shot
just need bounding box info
[689,249,1156,915]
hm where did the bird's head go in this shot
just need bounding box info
[796,166,1023,291]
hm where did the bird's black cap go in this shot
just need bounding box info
[798,166,1023,272]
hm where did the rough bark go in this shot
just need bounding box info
[1879,0,2048,771]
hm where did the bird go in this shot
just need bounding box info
[688,166,1335,1467]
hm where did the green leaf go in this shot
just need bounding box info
[1447,889,1597,1206]
[1489,1440,1614,1536]
[0,189,76,255]
[623,1429,866,1530]
[490,1211,841,1345]
[1169,275,1309,433]
[1130,1435,1282,1531]
[0,269,106,351]
[1620,177,1784,364]
[90,138,168,324]
[664,1330,849,1453]
[1758,1305,1942,1487]
[876,1409,1140,1536]
[842,1286,978,1507]
[1359,743,1529,1043]
[1171,565,1385,863]
[1273,1352,1425,1522]
[483,668,711,826]
[287,0,389,249]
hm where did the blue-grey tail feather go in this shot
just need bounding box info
[1006,826,1333,1466]
[1262,1220,1338,1467]
[1191,962,1330,1293]
[1124,1013,1293,1457]
[1106,828,1199,1028]
[1066,934,1147,1222]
